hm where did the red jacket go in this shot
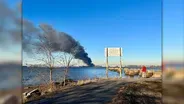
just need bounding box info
[142,66,147,72]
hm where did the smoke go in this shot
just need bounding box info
[22,19,40,53]
[0,0,23,52]
[24,24,94,66]
[0,1,21,45]
[0,1,94,66]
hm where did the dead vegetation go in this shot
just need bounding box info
[22,78,101,103]
[108,80,162,104]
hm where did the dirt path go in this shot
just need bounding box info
[26,78,161,104]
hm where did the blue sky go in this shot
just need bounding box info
[163,0,184,62]
[22,0,162,66]
[2,0,183,65]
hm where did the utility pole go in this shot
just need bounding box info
[105,48,109,78]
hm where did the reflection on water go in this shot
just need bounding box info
[0,63,21,89]
[23,67,119,86]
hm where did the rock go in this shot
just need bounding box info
[124,70,129,75]
[23,92,28,96]
[124,68,129,72]
[146,73,153,78]
[28,89,40,95]
[0,95,19,104]
[23,92,31,99]
[124,68,129,75]
[129,70,135,76]
[23,89,41,100]
[133,69,139,75]
[146,70,154,78]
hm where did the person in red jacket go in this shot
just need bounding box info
[142,65,147,73]
[141,65,147,78]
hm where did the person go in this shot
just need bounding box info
[141,65,147,78]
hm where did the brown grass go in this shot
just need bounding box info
[108,80,162,104]
[22,78,104,103]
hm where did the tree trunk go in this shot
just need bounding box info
[63,69,67,86]
[49,68,53,91]
[50,69,52,84]
[63,68,68,86]
[63,70,66,86]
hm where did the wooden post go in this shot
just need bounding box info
[119,48,122,78]
[106,48,109,78]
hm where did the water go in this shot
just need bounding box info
[23,67,160,86]
[23,67,119,86]
[0,64,21,89]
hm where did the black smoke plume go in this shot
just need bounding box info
[24,24,94,66]
[0,1,21,46]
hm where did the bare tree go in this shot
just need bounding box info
[57,47,78,86]
[30,24,56,88]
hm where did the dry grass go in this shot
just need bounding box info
[108,80,162,104]
[76,78,103,86]
[23,78,105,103]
